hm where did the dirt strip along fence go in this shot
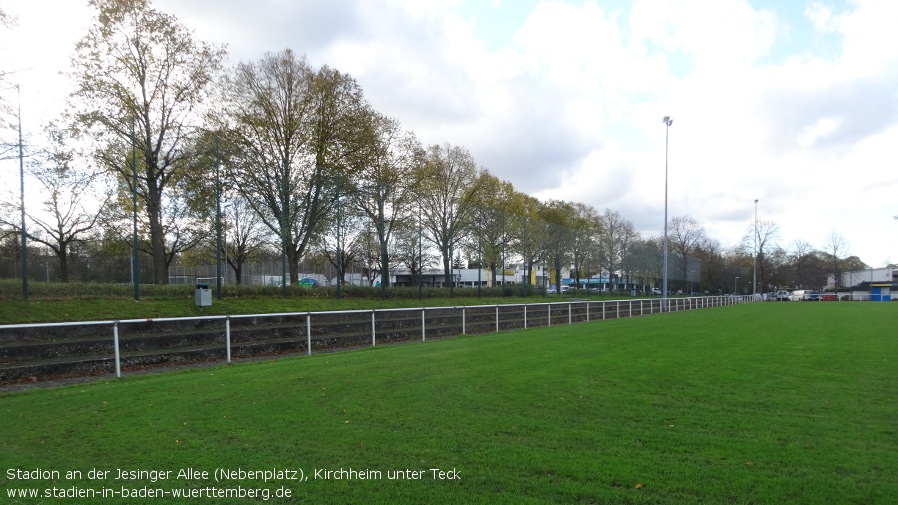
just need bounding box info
[0,296,755,384]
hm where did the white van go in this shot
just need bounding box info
[789,290,820,301]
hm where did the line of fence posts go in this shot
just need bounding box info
[0,295,753,380]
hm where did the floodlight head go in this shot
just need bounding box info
[662,116,673,126]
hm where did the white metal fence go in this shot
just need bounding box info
[0,295,756,383]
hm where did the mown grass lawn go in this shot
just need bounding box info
[1,302,896,504]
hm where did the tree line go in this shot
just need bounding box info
[0,0,865,294]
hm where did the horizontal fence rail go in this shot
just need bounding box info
[0,296,756,384]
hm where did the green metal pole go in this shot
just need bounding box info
[215,136,222,300]
[449,221,454,299]
[336,179,341,299]
[281,158,288,298]
[17,87,27,300]
[477,210,482,298]
[131,117,139,301]
[418,200,423,299]
[380,195,386,300]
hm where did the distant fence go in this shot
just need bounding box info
[0,296,755,384]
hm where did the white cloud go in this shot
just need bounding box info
[3,0,897,267]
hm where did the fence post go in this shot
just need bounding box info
[602,301,606,320]
[568,302,572,325]
[496,305,499,333]
[586,301,590,321]
[422,308,426,341]
[306,313,312,356]
[225,316,231,364]
[462,306,466,335]
[524,304,528,330]
[371,310,376,347]
[548,303,551,327]
[629,300,632,317]
[112,321,121,378]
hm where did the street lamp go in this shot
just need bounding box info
[215,136,223,300]
[662,115,673,310]
[131,116,139,301]
[17,86,28,300]
[418,195,423,299]
[752,199,758,297]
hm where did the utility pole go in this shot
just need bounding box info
[753,199,758,297]
[662,116,673,310]
[18,86,28,300]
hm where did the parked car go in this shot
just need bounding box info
[821,293,837,301]
[789,289,820,301]
[775,290,791,301]
[651,288,662,295]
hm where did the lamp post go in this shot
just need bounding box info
[131,116,139,301]
[335,178,342,299]
[17,86,28,300]
[279,158,288,298]
[418,195,423,299]
[734,276,739,295]
[752,198,758,297]
[662,116,673,310]
[215,136,223,300]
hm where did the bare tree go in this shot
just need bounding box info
[597,209,637,290]
[313,201,365,286]
[389,218,436,287]
[823,230,849,289]
[20,126,109,282]
[469,175,520,286]
[416,143,483,285]
[539,200,576,293]
[219,50,368,283]
[569,202,598,288]
[0,8,19,148]
[68,0,226,284]
[508,193,545,287]
[352,112,421,289]
[668,215,706,293]
[741,219,780,292]
[694,237,725,294]
[222,197,269,285]
[790,239,816,288]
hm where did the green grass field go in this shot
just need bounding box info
[2,303,896,504]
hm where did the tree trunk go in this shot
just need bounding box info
[146,187,167,285]
[59,247,69,283]
[442,245,452,286]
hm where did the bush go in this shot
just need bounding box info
[0,278,567,302]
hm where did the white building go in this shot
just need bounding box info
[827,266,897,289]
[390,264,551,288]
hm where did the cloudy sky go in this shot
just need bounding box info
[2,0,897,267]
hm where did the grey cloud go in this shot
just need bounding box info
[156,0,368,62]
[759,79,897,153]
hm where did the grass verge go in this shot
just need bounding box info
[1,303,896,504]
[0,280,599,324]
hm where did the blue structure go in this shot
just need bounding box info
[870,283,892,302]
